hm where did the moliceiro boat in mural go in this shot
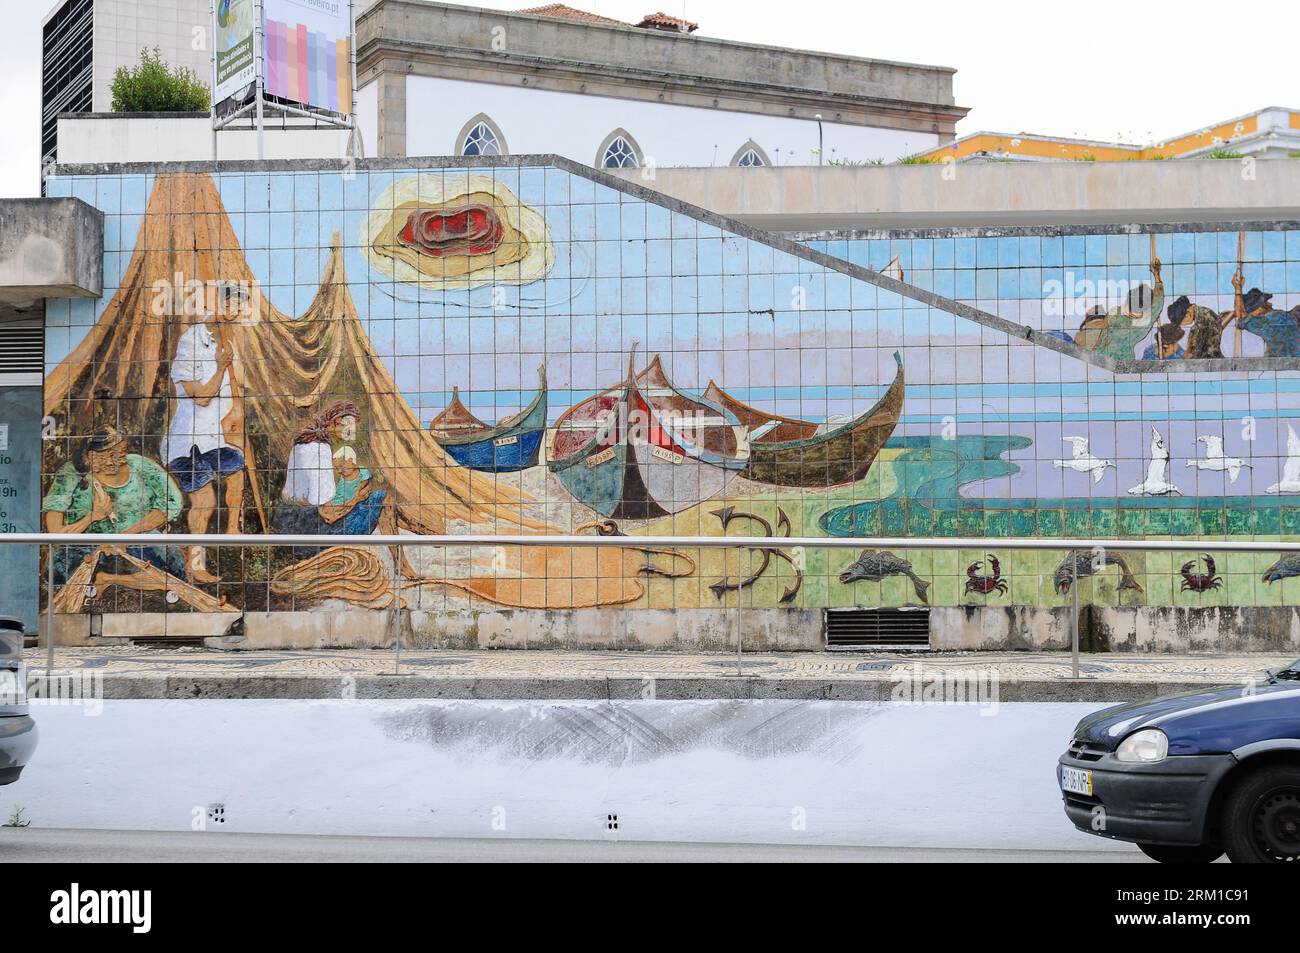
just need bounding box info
[429,366,548,472]
[549,351,749,519]
[706,351,905,487]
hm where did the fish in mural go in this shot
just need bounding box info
[1262,554,1300,584]
[703,352,905,487]
[839,550,931,604]
[964,555,1007,596]
[362,174,554,290]
[1052,550,1143,595]
[1266,425,1300,494]
[1052,437,1114,484]
[1186,435,1251,484]
[1179,555,1223,593]
[429,367,547,473]
[1127,426,1182,496]
[548,350,748,520]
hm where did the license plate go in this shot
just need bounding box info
[1060,765,1092,796]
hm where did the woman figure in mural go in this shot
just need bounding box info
[273,400,419,578]
[163,308,247,583]
[41,426,186,588]
[1074,254,1164,361]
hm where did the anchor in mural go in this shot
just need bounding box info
[1052,550,1143,595]
[708,505,802,603]
[1179,555,1223,593]
[839,550,931,604]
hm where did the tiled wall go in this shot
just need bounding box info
[35,161,1300,629]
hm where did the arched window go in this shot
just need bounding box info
[730,140,771,167]
[456,114,507,156]
[597,129,643,169]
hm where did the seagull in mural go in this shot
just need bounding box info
[1187,434,1251,484]
[1052,437,1115,484]
[1128,426,1182,496]
[1267,424,1300,494]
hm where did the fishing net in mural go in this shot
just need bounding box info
[41,172,679,611]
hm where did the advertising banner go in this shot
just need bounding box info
[263,0,352,115]
[214,0,257,107]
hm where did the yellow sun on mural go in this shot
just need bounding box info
[362,174,554,290]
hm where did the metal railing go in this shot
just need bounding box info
[7,531,1300,680]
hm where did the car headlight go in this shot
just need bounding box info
[0,664,26,705]
[1115,728,1168,763]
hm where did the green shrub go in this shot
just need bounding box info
[111,48,210,113]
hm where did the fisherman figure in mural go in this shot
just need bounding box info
[1074,252,1163,361]
[273,400,420,578]
[1237,284,1300,358]
[42,426,186,588]
[164,308,248,583]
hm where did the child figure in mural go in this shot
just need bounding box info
[273,400,419,578]
[163,309,247,583]
[1140,319,1186,360]
[42,426,186,587]
[1074,254,1164,361]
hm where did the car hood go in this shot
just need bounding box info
[1073,680,1300,754]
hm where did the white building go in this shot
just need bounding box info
[355,1,966,167]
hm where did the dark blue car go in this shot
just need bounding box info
[1059,659,1300,863]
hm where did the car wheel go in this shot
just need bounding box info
[1136,842,1223,863]
[1222,764,1300,863]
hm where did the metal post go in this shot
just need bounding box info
[392,544,403,675]
[45,543,54,674]
[815,114,824,166]
[210,1,218,161]
[734,545,743,676]
[254,0,266,160]
[1070,557,1079,679]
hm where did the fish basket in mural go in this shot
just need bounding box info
[34,159,1300,630]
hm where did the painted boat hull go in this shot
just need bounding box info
[549,354,748,519]
[432,368,547,472]
[738,351,905,487]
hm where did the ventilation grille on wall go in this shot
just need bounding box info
[0,325,44,375]
[825,607,931,648]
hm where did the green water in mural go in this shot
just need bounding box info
[818,435,1300,539]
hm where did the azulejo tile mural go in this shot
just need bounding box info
[36,158,1300,627]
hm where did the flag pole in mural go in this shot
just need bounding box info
[211,0,356,158]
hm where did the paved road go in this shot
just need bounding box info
[0,828,1148,862]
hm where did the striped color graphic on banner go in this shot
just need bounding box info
[264,17,351,113]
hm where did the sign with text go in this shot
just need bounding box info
[214,0,257,107]
[263,0,352,115]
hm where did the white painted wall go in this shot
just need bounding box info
[404,76,941,167]
[56,115,353,163]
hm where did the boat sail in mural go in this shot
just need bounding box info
[549,350,749,519]
[704,351,905,487]
[430,366,548,472]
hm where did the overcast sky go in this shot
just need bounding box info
[1,0,1291,197]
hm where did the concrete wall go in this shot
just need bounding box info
[609,158,1300,231]
[0,197,102,316]
[87,0,211,113]
[56,115,355,165]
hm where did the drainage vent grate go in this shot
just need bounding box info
[825,607,930,649]
[0,324,44,374]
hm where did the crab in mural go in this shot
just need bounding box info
[964,555,1007,596]
[1179,554,1223,593]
